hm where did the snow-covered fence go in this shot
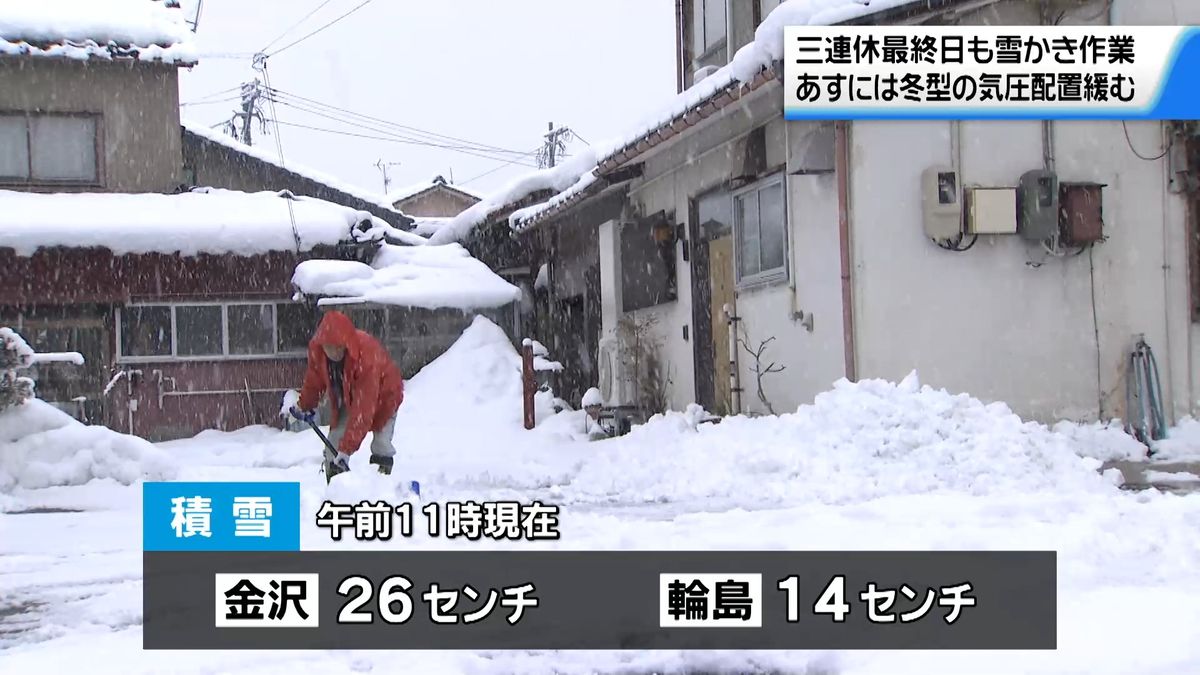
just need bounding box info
[1,327,85,412]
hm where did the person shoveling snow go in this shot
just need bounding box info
[289,310,406,485]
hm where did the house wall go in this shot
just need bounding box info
[182,132,410,227]
[607,82,784,411]
[845,0,1200,424]
[0,58,182,192]
[0,246,327,439]
[612,0,1200,423]
[393,188,478,218]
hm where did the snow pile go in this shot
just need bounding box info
[426,148,598,245]
[182,121,404,215]
[0,188,388,257]
[293,242,521,311]
[411,217,450,237]
[0,0,198,64]
[1147,416,1200,462]
[0,398,176,493]
[1052,419,1150,462]
[561,372,1125,505]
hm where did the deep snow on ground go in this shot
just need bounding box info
[2,316,1200,673]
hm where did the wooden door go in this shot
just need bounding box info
[709,235,736,415]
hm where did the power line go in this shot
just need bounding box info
[180,95,241,107]
[459,150,541,186]
[266,86,528,156]
[270,98,531,159]
[271,119,540,167]
[260,0,339,53]
[181,85,242,105]
[265,0,375,58]
[256,60,303,251]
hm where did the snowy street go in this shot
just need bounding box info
[3,317,1200,674]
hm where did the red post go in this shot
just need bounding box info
[522,340,536,430]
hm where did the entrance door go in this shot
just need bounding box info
[709,235,736,416]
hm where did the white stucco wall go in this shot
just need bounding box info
[847,118,1190,423]
[595,0,1200,421]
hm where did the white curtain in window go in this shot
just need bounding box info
[0,116,29,179]
[30,116,96,181]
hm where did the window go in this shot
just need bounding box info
[759,0,783,22]
[120,306,172,357]
[620,212,678,312]
[692,0,727,55]
[276,302,319,353]
[175,305,223,356]
[0,113,99,184]
[734,174,787,286]
[117,302,312,360]
[227,304,274,355]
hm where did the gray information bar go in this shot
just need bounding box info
[144,550,1056,650]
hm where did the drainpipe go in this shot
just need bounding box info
[835,120,857,382]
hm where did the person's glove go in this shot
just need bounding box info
[289,406,316,424]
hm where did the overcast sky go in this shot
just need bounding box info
[177,0,677,199]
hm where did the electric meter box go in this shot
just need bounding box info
[1018,169,1059,241]
[966,187,1018,234]
[921,166,962,240]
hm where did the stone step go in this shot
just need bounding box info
[1101,460,1200,494]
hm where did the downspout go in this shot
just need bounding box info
[835,120,857,381]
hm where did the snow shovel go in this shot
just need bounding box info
[302,417,343,484]
[303,417,420,496]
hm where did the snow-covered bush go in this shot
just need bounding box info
[1,327,37,411]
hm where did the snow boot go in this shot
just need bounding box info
[370,454,393,475]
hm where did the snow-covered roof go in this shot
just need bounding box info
[457,0,930,235]
[292,241,521,311]
[411,217,451,237]
[0,0,198,65]
[183,120,402,215]
[426,148,598,245]
[0,187,395,257]
[385,175,485,206]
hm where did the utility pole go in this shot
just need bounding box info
[538,121,572,169]
[224,79,266,145]
[374,159,402,193]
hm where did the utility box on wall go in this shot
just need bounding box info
[1018,169,1058,241]
[1060,182,1106,245]
[966,187,1018,234]
[921,166,962,240]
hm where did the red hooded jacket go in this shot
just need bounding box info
[297,310,404,455]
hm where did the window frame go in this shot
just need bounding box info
[115,301,311,363]
[0,110,104,187]
[732,172,789,289]
[692,0,728,60]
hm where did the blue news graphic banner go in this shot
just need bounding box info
[783,25,1200,120]
[143,481,300,551]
